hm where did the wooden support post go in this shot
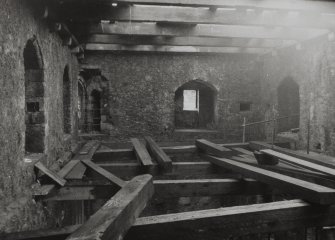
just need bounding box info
[131,138,154,172]
[66,174,154,240]
[204,155,335,204]
[144,136,172,172]
[196,139,233,157]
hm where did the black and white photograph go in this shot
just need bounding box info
[2,0,335,239]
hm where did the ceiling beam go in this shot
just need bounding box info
[59,0,335,14]
[85,44,270,54]
[59,5,335,29]
[87,22,329,41]
[84,35,296,48]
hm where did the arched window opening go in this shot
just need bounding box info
[78,78,87,133]
[24,38,45,153]
[90,90,101,132]
[63,65,71,134]
[277,77,300,132]
[175,80,217,129]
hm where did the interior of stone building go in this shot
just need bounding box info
[4,0,335,239]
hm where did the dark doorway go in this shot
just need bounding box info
[91,90,101,131]
[24,38,45,153]
[277,77,300,132]
[63,65,71,134]
[175,80,216,129]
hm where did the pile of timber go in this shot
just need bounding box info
[5,139,335,240]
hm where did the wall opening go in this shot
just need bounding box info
[63,65,71,134]
[78,77,87,133]
[24,38,45,153]
[174,80,217,129]
[277,77,300,132]
[90,90,101,132]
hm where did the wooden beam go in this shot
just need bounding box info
[43,178,270,201]
[79,140,99,155]
[85,44,270,54]
[74,0,335,13]
[154,178,270,198]
[61,5,335,29]
[261,149,335,177]
[85,35,295,48]
[57,160,80,178]
[130,138,154,171]
[66,174,154,240]
[1,225,81,240]
[250,141,335,170]
[65,161,87,180]
[205,155,335,204]
[82,160,126,187]
[87,22,328,40]
[35,162,66,186]
[196,139,233,157]
[98,161,232,179]
[126,200,335,240]
[144,136,172,172]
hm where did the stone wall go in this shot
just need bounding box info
[260,38,335,155]
[84,52,264,142]
[0,1,79,233]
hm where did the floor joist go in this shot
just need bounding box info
[87,22,329,40]
[85,44,270,54]
[85,35,295,48]
[66,174,154,240]
[126,199,335,240]
[205,155,335,204]
[60,5,335,29]
[65,0,335,13]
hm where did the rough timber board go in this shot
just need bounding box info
[131,138,154,168]
[66,174,154,240]
[145,136,172,172]
[250,141,335,170]
[261,149,335,177]
[125,199,335,240]
[57,160,80,178]
[88,22,328,40]
[196,139,232,157]
[35,162,66,186]
[1,224,81,240]
[82,160,125,188]
[65,161,87,180]
[205,155,335,204]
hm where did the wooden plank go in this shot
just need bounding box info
[88,22,329,40]
[98,161,232,178]
[130,138,154,169]
[82,160,126,187]
[261,149,335,177]
[43,178,269,201]
[84,0,335,13]
[57,160,80,178]
[126,200,335,240]
[205,155,335,204]
[32,184,56,197]
[85,44,270,54]
[35,162,66,186]
[2,225,81,240]
[79,140,98,155]
[154,178,270,198]
[62,5,335,29]
[66,174,154,240]
[144,136,172,172]
[233,147,254,156]
[65,161,87,180]
[250,141,335,170]
[85,35,295,48]
[196,139,232,157]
